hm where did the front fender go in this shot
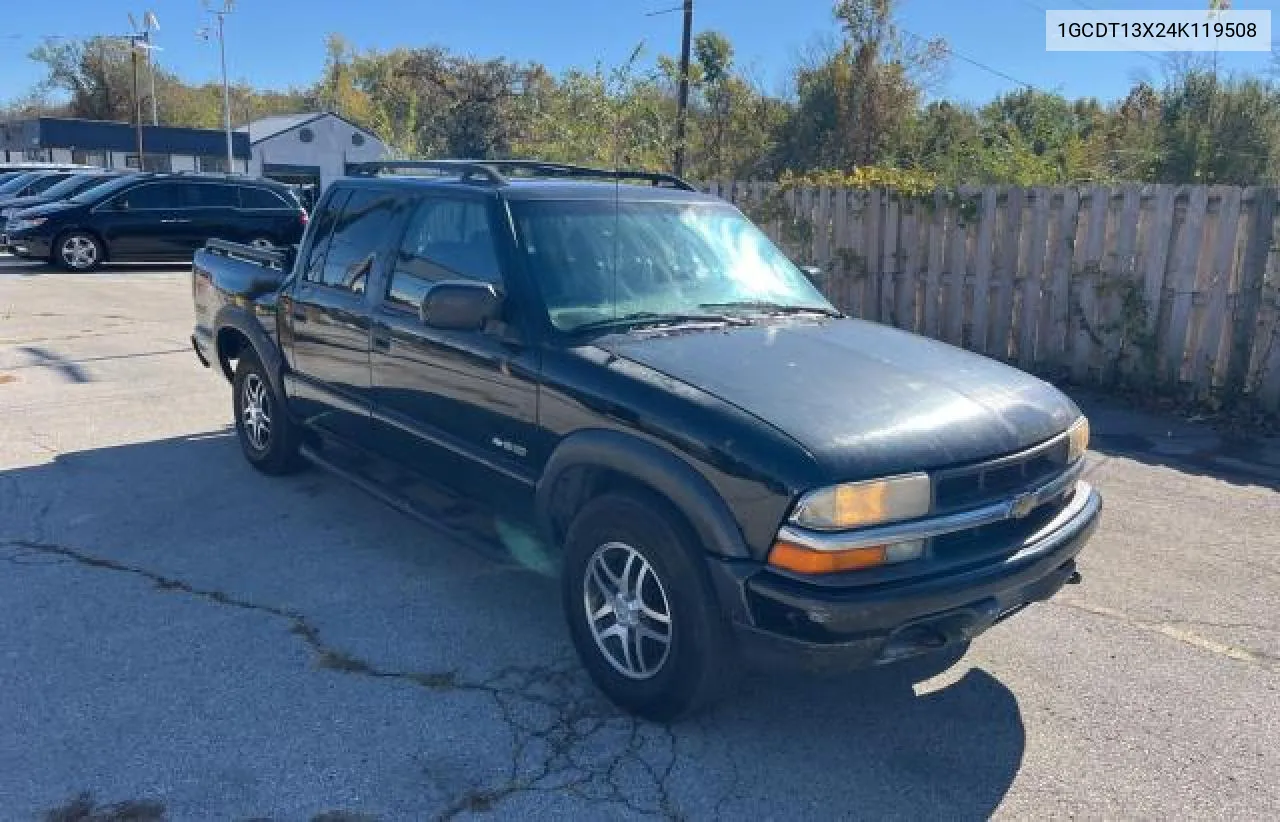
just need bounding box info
[535,428,751,559]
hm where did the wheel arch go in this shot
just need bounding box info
[212,304,287,400]
[535,429,751,560]
[52,226,109,264]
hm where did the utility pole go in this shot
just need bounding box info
[130,37,145,163]
[673,0,693,178]
[200,1,237,174]
[146,33,159,125]
[218,11,232,173]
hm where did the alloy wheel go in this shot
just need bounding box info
[60,236,98,270]
[583,541,673,680]
[241,373,271,451]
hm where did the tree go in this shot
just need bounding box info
[29,37,139,122]
[775,0,948,171]
[1155,71,1280,184]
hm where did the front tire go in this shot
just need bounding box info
[232,352,303,475]
[54,231,103,271]
[563,491,731,721]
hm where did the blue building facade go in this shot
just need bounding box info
[0,117,251,173]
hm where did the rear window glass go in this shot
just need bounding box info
[240,186,288,209]
[302,190,349,283]
[318,188,398,292]
[186,184,239,207]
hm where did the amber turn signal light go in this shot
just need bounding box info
[768,538,925,574]
[768,540,888,574]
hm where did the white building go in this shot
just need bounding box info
[244,112,390,201]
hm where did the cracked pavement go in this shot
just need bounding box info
[1,258,1278,820]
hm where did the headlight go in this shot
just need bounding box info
[7,216,47,232]
[1067,417,1089,463]
[789,472,931,531]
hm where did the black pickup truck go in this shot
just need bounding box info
[191,160,1100,720]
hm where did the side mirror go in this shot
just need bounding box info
[420,280,502,331]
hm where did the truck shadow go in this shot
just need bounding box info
[1,432,1025,819]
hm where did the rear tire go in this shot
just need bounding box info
[232,351,303,475]
[562,490,732,721]
[54,231,103,271]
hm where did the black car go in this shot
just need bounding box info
[0,171,132,219]
[0,170,78,202]
[191,160,1100,720]
[4,173,308,270]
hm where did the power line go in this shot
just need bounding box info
[899,27,1045,93]
[1019,0,1165,65]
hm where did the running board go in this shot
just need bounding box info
[299,440,556,573]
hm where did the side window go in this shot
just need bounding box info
[318,187,398,293]
[118,182,183,210]
[186,184,239,208]
[386,197,499,311]
[302,189,349,284]
[240,186,288,209]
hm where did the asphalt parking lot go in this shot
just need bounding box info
[1,255,1277,821]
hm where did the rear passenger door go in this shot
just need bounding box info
[282,185,401,440]
[184,182,242,251]
[368,192,541,484]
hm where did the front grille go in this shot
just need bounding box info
[933,434,1070,513]
[931,490,1072,564]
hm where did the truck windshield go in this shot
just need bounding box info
[511,200,834,331]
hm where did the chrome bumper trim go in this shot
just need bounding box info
[778,460,1087,552]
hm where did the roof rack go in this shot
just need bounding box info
[345,159,697,191]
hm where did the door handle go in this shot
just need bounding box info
[160,218,192,224]
[371,327,392,352]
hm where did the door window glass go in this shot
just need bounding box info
[185,184,239,207]
[386,197,499,310]
[318,187,397,293]
[301,189,348,283]
[117,182,184,210]
[239,186,288,209]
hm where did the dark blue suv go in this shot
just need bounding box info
[3,173,307,270]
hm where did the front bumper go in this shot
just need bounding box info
[5,231,52,259]
[706,481,1101,671]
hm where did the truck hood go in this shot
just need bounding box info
[598,318,1080,480]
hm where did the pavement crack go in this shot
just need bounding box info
[1,538,694,820]
[1053,599,1280,670]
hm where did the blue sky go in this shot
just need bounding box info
[1,1,1275,108]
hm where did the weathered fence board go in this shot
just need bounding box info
[1018,188,1052,370]
[708,181,1280,413]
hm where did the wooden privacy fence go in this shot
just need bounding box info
[704,182,1280,414]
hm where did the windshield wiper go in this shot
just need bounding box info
[570,311,749,334]
[698,301,841,317]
